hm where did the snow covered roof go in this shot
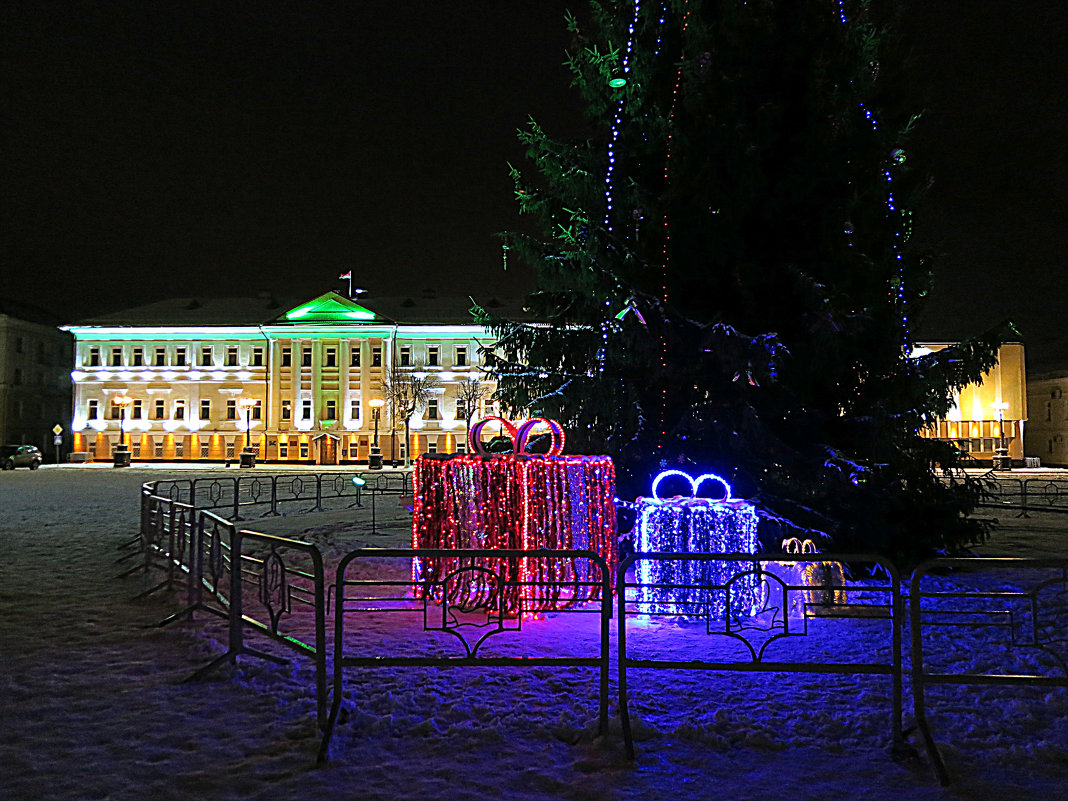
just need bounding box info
[66,291,532,328]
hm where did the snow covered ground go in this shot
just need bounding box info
[1,466,1066,801]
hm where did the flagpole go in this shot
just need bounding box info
[338,271,353,297]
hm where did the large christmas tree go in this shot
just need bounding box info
[482,0,1009,564]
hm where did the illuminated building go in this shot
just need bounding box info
[62,291,513,465]
[913,342,1028,466]
[1025,373,1068,467]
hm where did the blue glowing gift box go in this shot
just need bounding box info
[632,470,763,620]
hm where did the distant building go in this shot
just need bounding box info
[0,299,73,458]
[1025,373,1068,467]
[914,342,1028,465]
[62,291,515,465]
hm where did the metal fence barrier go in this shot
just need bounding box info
[317,547,612,763]
[138,485,329,728]
[150,471,376,520]
[616,552,904,762]
[910,557,1068,785]
[977,477,1068,518]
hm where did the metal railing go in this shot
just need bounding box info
[910,557,1068,785]
[138,485,329,728]
[149,471,382,520]
[317,547,612,762]
[977,476,1068,517]
[616,552,904,762]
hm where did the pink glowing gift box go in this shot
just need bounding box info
[411,417,617,612]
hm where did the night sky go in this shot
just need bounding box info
[3,2,1065,369]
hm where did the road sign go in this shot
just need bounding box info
[54,435,63,447]
[53,424,63,435]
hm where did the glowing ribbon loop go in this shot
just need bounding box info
[649,469,732,503]
[468,416,566,457]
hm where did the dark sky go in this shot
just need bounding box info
[3,1,1065,368]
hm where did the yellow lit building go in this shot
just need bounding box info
[914,342,1028,465]
[63,291,511,465]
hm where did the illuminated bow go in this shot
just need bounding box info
[649,469,733,503]
[467,416,566,457]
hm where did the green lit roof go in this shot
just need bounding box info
[280,292,377,322]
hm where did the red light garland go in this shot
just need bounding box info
[411,419,617,614]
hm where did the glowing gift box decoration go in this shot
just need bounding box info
[633,470,763,620]
[411,417,617,613]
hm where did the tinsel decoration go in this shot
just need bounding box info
[633,470,762,620]
[411,418,617,614]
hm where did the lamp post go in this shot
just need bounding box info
[991,401,1011,470]
[238,397,258,467]
[368,398,385,469]
[113,395,133,467]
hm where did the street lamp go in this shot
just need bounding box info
[238,397,258,467]
[368,398,385,469]
[112,395,133,467]
[991,401,1011,470]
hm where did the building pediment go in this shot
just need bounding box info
[275,292,377,324]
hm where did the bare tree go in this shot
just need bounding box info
[385,365,440,467]
[455,377,489,438]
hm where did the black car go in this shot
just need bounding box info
[1,444,43,470]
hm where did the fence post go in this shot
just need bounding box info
[1019,478,1030,518]
[231,476,240,521]
[270,475,280,516]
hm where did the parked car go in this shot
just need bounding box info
[1,444,43,470]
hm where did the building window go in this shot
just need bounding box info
[174,440,184,458]
[225,441,236,459]
[108,400,121,420]
[299,441,309,459]
[132,347,144,366]
[88,347,101,367]
[152,347,165,366]
[372,347,382,367]
[350,399,361,420]
[226,346,238,366]
[484,400,496,417]
[110,347,123,366]
[154,440,164,458]
[200,400,211,420]
[252,402,262,420]
[302,347,312,367]
[456,442,467,454]
[131,440,141,458]
[325,400,337,420]
[350,347,361,367]
[131,400,143,420]
[427,399,439,420]
[154,399,166,420]
[174,400,185,420]
[281,400,292,421]
[455,346,467,367]
[87,399,99,420]
[428,346,439,367]
[301,399,312,420]
[400,345,411,366]
[200,441,210,458]
[281,347,292,367]
[226,400,237,420]
[427,440,438,455]
[325,348,337,367]
[456,399,467,421]
[252,347,264,367]
[174,347,186,366]
[279,441,288,458]
[201,346,213,366]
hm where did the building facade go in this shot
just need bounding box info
[64,292,507,465]
[915,342,1028,464]
[0,300,73,459]
[1025,373,1068,467]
